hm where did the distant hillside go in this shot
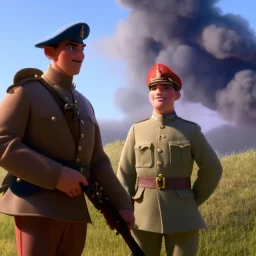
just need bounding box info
[205,124,256,156]
[0,143,256,255]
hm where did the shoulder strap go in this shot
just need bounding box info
[38,79,80,146]
[39,79,66,111]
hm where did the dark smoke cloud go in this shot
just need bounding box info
[95,0,256,153]
[217,70,256,125]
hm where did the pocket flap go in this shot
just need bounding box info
[132,187,145,200]
[40,106,63,121]
[134,143,152,151]
[169,140,191,148]
[176,189,194,199]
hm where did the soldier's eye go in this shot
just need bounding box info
[67,45,76,51]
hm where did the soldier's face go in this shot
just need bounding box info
[50,40,85,77]
[149,84,180,114]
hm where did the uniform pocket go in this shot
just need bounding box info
[132,187,145,202]
[168,140,193,168]
[40,106,63,121]
[134,143,154,168]
[38,106,65,141]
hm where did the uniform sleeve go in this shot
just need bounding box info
[116,126,137,197]
[191,125,223,206]
[89,124,133,211]
[0,85,62,190]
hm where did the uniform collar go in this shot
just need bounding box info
[42,65,76,89]
[150,111,178,123]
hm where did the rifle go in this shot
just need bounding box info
[81,181,145,256]
[7,157,144,256]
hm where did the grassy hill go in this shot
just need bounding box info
[0,141,256,255]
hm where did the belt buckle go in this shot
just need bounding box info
[155,174,165,190]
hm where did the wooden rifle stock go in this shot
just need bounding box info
[81,182,145,256]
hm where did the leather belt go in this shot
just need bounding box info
[137,175,191,190]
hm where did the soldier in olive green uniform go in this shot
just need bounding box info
[0,22,134,256]
[117,63,223,256]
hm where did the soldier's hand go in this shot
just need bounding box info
[119,209,135,230]
[56,166,88,197]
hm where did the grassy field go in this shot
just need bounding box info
[0,141,256,255]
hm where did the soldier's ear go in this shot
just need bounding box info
[44,46,56,60]
[175,91,181,100]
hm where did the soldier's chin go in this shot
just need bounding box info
[72,68,82,75]
[153,103,165,110]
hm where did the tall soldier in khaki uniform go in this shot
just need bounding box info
[0,22,134,256]
[117,63,223,256]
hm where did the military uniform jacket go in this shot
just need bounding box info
[117,112,223,233]
[0,65,133,222]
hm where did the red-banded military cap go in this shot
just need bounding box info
[147,63,182,91]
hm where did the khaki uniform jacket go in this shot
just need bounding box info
[0,65,133,223]
[117,113,223,233]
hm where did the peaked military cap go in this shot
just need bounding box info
[35,22,90,48]
[147,63,182,91]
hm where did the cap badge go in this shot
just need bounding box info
[155,64,161,79]
[80,25,84,38]
[150,64,162,83]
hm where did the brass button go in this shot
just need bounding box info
[80,167,84,173]
[76,158,80,163]
[81,134,85,138]
[77,111,80,115]
[75,100,78,104]
[157,161,162,166]
[157,148,163,153]
[51,116,56,122]
[16,178,21,182]
[81,120,84,124]
[160,125,165,129]
[78,146,82,151]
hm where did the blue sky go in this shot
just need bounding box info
[0,0,255,124]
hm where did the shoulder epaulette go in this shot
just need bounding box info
[178,117,199,126]
[135,118,150,124]
[7,68,43,93]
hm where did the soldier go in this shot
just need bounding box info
[0,22,134,256]
[117,63,223,256]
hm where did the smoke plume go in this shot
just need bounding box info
[95,0,256,153]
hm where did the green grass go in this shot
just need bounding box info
[0,141,256,255]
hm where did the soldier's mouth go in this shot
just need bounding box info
[72,60,82,63]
